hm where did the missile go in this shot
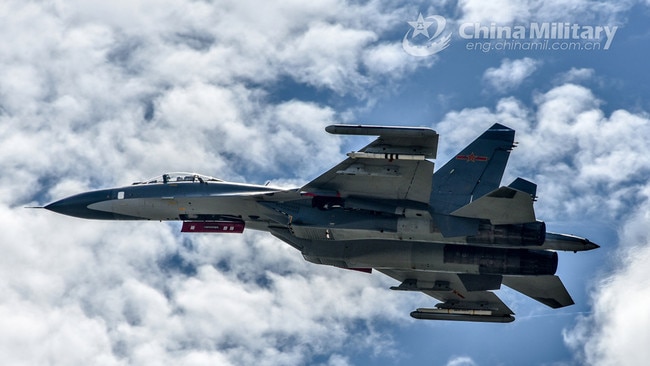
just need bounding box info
[325,124,437,138]
[181,221,245,233]
[325,124,438,159]
[410,308,515,323]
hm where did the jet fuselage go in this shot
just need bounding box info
[43,124,600,323]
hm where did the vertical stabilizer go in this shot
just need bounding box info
[431,123,516,214]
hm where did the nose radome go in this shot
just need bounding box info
[44,190,116,219]
[584,239,600,251]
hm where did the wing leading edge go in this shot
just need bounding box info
[302,125,439,204]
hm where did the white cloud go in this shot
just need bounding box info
[0,1,412,194]
[363,42,427,77]
[482,58,541,93]
[434,80,650,364]
[2,1,647,364]
[0,0,428,194]
[458,0,628,24]
[433,78,650,365]
[458,0,533,23]
[277,22,377,95]
[436,82,650,222]
[0,301,119,366]
[0,1,427,364]
[446,355,478,366]
[0,204,411,364]
[563,202,650,365]
[554,67,596,85]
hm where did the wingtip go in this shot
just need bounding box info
[479,123,516,142]
[325,124,437,137]
[489,123,513,131]
[324,124,339,134]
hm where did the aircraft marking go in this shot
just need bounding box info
[456,152,488,162]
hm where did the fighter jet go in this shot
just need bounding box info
[44,123,598,323]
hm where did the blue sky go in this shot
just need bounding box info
[2,1,650,365]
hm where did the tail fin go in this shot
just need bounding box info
[431,123,516,214]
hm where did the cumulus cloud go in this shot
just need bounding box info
[482,58,541,93]
[458,0,629,24]
[434,81,650,364]
[563,201,650,365]
[2,0,648,364]
[0,0,425,201]
[0,206,411,365]
[458,0,533,23]
[0,1,426,364]
[435,82,650,222]
[446,356,478,366]
[554,67,596,85]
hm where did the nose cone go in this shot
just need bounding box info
[584,239,600,251]
[45,189,116,219]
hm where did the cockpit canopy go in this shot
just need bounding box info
[132,172,222,185]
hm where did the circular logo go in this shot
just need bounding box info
[402,13,451,57]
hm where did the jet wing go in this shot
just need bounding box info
[379,269,515,322]
[302,125,438,204]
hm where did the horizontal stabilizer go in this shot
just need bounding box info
[451,186,536,225]
[502,275,574,308]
